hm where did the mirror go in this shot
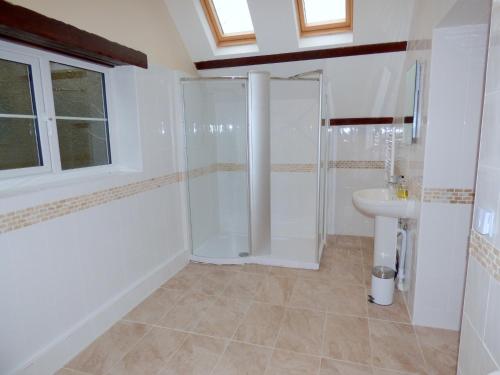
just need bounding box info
[402,61,422,144]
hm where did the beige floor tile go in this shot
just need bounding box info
[66,321,149,375]
[234,302,285,346]
[330,235,362,249]
[265,349,320,375]
[360,237,375,251]
[192,297,251,338]
[255,274,296,305]
[162,265,206,292]
[288,277,332,311]
[123,288,182,324]
[363,248,374,267]
[192,269,236,296]
[158,291,214,331]
[222,272,264,299]
[369,320,426,374]
[270,266,303,278]
[240,264,271,274]
[319,358,372,375]
[54,369,89,375]
[213,341,272,375]
[328,284,368,316]
[325,247,364,265]
[160,334,226,375]
[372,368,417,374]
[331,259,365,285]
[275,308,325,355]
[298,262,333,280]
[323,314,371,365]
[415,326,459,375]
[368,292,410,323]
[107,327,186,375]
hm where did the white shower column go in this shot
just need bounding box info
[248,71,271,256]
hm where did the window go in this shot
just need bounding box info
[200,0,256,46]
[0,58,42,171]
[296,0,353,37]
[50,63,111,170]
[0,41,113,179]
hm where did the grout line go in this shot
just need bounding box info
[413,325,431,374]
[65,240,449,375]
[99,322,153,375]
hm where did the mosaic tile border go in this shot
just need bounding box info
[0,172,185,235]
[189,163,318,176]
[271,163,316,173]
[423,188,475,204]
[328,160,385,169]
[470,229,500,282]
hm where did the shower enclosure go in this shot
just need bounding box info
[181,71,328,267]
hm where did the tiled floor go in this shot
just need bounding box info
[56,236,459,375]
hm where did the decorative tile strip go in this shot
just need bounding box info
[188,164,217,179]
[423,188,475,204]
[328,160,385,169]
[0,172,185,235]
[217,163,247,172]
[470,230,500,282]
[189,163,316,176]
[271,163,316,173]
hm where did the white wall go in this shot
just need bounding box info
[458,1,500,373]
[393,0,490,330]
[165,0,414,61]
[0,64,191,375]
[328,125,391,236]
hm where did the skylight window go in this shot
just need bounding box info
[201,0,256,46]
[296,0,353,36]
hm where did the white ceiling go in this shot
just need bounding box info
[164,0,415,62]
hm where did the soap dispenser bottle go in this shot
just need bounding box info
[397,176,408,200]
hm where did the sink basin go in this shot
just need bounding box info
[353,188,417,219]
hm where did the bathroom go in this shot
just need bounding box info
[0,0,499,374]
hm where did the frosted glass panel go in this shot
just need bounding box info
[183,80,249,259]
[0,58,34,115]
[0,118,40,170]
[211,0,254,35]
[303,0,346,25]
[56,120,110,170]
[50,62,106,118]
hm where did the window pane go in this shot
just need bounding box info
[303,0,346,25]
[50,62,106,118]
[0,118,41,170]
[0,58,35,115]
[211,0,254,35]
[57,120,110,170]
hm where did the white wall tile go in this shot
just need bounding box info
[485,278,500,366]
[459,316,483,375]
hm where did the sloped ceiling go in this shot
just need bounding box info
[164,0,415,62]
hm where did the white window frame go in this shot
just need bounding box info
[0,40,117,181]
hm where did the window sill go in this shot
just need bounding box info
[297,32,354,49]
[0,166,142,200]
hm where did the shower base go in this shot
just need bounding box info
[191,233,320,269]
[193,233,249,259]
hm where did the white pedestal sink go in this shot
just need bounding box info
[353,188,417,269]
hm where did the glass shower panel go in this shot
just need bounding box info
[270,79,320,263]
[183,80,249,259]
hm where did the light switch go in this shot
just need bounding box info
[474,207,494,236]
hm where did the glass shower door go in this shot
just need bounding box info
[182,80,250,259]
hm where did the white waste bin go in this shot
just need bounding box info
[370,266,396,306]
